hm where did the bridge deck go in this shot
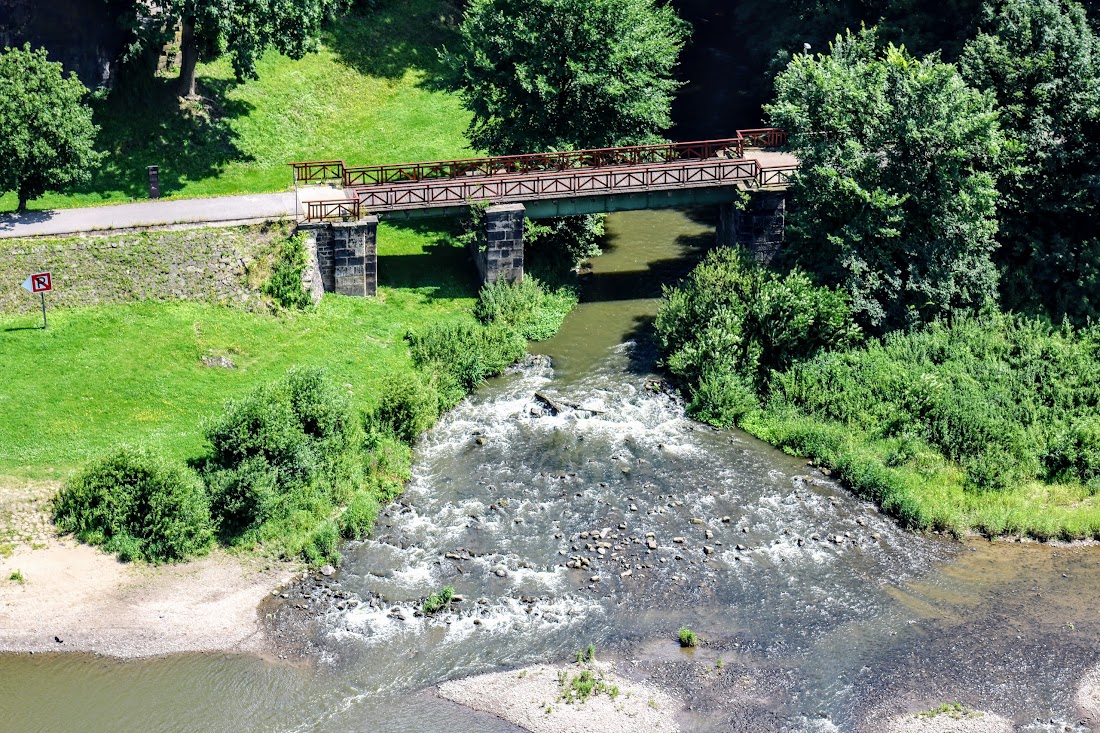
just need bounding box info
[293,133,798,221]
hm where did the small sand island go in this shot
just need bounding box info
[438,660,681,733]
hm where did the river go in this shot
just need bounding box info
[3,210,1100,732]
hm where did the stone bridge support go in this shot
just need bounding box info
[717,191,787,265]
[472,203,525,284]
[297,217,379,297]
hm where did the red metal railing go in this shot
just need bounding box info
[341,138,748,187]
[755,164,798,188]
[351,158,760,214]
[736,128,788,149]
[306,199,360,221]
[291,160,346,184]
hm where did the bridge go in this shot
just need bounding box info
[290,129,796,296]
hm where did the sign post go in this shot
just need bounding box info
[21,271,52,329]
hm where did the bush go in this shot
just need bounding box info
[678,627,699,647]
[200,368,366,563]
[407,320,527,392]
[656,246,859,400]
[368,371,441,444]
[421,585,455,614]
[54,447,213,563]
[262,234,313,310]
[474,277,578,341]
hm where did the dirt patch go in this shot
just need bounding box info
[438,661,681,733]
[0,479,299,658]
[881,706,1013,733]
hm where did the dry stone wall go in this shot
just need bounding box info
[0,225,284,314]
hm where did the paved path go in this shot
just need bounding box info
[0,191,302,239]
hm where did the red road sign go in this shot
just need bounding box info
[21,272,52,293]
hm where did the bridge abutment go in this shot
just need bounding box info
[473,203,525,284]
[297,217,379,298]
[717,191,786,265]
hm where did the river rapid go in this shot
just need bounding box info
[4,210,1100,732]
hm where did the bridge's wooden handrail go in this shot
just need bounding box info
[290,160,346,184]
[341,138,749,188]
[306,198,360,221]
[349,158,761,214]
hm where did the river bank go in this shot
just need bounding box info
[0,479,299,659]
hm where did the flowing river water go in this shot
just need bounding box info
[4,210,1100,732]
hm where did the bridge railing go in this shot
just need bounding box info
[736,128,788,149]
[341,138,751,188]
[755,164,798,188]
[290,160,346,184]
[306,199,361,221]
[349,158,760,213]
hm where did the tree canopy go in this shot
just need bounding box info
[960,0,1100,323]
[0,44,103,211]
[765,28,1006,331]
[112,0,348,97]
[447,0,689,155]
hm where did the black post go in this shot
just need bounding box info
[40,292,46,330]
[148,165,160,199]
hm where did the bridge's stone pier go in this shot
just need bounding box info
[472,204,525,284]
[717,190,787,264]
[298,217,379,297]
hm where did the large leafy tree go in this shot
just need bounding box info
[448,0,688,267]
[0,44,103,211]
[448,0,689,155]
[960,0,1100,323]
[112,0,347,98]
[765,28,1006,331]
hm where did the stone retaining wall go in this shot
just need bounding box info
[0,225,285,314]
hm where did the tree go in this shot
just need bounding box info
[0,44,103,212]
[960,0,1100,323]
[448,0,688,154]
[447,0,689,266]
[113,0,347,98]
[765,28,1006,331]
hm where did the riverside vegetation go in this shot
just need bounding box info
[45,264,575,565]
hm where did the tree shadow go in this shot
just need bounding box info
[70,71,253,202]
[0,209,57,232]
[326,0,460,86]
[377,219,480,300]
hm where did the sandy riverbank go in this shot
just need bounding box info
[0,479,298,658]
[438,661,681,733]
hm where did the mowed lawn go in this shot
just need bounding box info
[0,0,474,212]
[0,222,479,481]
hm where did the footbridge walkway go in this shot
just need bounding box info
[291,129,797,296]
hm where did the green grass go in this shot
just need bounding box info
[0,221,478,481]
[0,0,473,212]
[678,627,699,647]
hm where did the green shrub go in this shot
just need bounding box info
[199,368,366,564]
[474,277,578,341]
[656,246,859,398]
[407,320,527,391]
[368,371,441,444]
[263,234,313,310]
[678,627,699,647]
[54,447,214,563]
[421,585,455,614]
[339,490,380,539]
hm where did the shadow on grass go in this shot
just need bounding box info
[378,219,479,300]
[326,0,460,86]
[70,71,253,202]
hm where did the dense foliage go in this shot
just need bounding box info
[407,320,527,394]
[766,28,1005,332]
[262,234,314,310]
[54,447,213,563]
[960,0,1100,323]
[771,315,1100,492]
[0,44,103,211]
[199,367,370,564]
[474,277,578,341]
[655,247,859,426]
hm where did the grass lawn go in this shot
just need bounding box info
[0,220,479,481]
[0,0,473,212]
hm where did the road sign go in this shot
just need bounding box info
[21,272,52,294]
